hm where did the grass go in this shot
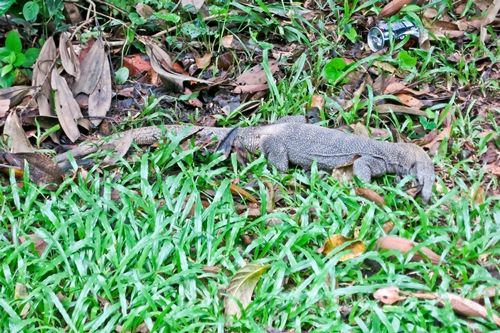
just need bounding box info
[1,0,499,332]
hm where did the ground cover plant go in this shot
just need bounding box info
[0,0,499,331]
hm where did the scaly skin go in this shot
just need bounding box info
[56,117,435,202]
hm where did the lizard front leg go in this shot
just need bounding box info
[260,136,289,172]
[353,156,389,183]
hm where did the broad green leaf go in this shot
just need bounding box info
[398,50,417,70]
[224,263,270,318]
[0,0,15,16]
[0,72,15,88]
[154,12,181,23]
[114,67,129,84]
[23,1,40,22]
[323,57,348,84]
[23,48,40,67]
[0,47,10,58]
[1,64,13,77]
[5,30,22,53]
[13,53,26,67]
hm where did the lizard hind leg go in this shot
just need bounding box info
[260,136,289,172]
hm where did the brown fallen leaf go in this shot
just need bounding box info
[19,234,47,256]
[0,152,64,186]
[486,164,500,176]
[234,61,279,91]
[136,3,154,17]
[88,58,112,126]
[195,53,212,70]
[397,93,424,109]
[59,32,80,79]
[374,286,500,325]
[32,37,57,116]
[374,286,407,304]
[230,183,258,203]
[0,86,34,107]
[384,82,407,95]
[443,293,500,326]
[234,84,269,94]
[375,103,427,117]
[383,221,395,233]
[423,126,451,150]
[123,55,152,77]
[51,69,82,142]
[480,0,500,42]
[3,111,34,153]
[0,99,8,117]
[319,234,366,261]
[102,132,133,166]
[202,266,221,274]
[141,37,211,92]
[355,188,385,206]
[377,235,442,264]
[72,38,105,95]
[380,0,412,17]
[14,283,28,299]
[224,263,270,318]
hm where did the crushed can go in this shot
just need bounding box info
[367,20,420,52]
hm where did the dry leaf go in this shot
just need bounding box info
[19,234,47,256]
[0,86,34,107]
[377,235,442,264]
[72,38,105,95]
[0,152,64,186]
[51,69,82,142]
[355,188,385,206]
[384,82,407,95]
[88,58,112,126]
[375,103,427,117]
[234,84,270,94]
[195,53,212,69]
[480,0,500,42]
[397,93,424,109]
[423,126,451,149]
[0,99,9,117]
[141,37,210,91]
[32,37,57,116]
[235,61,279,87]
[123,54,152,76]
[202,266,221,274]
[443,293,500,325]
[310,95,325,111]
[221,35,234,48]
[225,263,270,318]
[59,32,80,79]
[380,0,412,17]
[15,283,28,299]
[486,164,500,176]
[383,221,395,233]
[3,111,34,153]
[102,132,133,166]
[230,183,258,203]
[374,286,407,304]
[136,3,154,18]
[351,123,370,137]
[319,234,366,261]
[182,0,205,13]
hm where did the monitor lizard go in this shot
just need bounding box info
[56,115,435,202]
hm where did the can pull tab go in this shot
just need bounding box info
[367,20,420,52]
